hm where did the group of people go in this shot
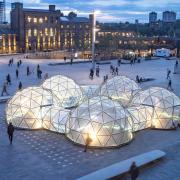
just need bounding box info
[110,65,119,76]
[64,56,74,65]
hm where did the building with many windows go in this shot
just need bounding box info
[10,2,92,53]
[149,12,157,24]
[163,11,176,23]
[0,24,17,54]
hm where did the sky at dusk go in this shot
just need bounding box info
[6,0,180,23]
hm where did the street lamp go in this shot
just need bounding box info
[91,11,96,69]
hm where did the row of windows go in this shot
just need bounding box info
[27,16,59,24]
[27,29,91,38]
[98,32,134,37]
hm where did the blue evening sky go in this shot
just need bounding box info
[7,0,180,23]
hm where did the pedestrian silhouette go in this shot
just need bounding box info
[84,133,92,152]
[7,123,14,144]
[18,81,22,90]
[1,82,9,96]
[129,161,139,180]
[16,69,19,79]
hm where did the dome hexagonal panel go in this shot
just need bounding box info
[127,105,154,132]
[42,106,70,134]
[81,85,100,101]
[101,76,140,106]
[6,87,59,129]
[66,96,133,147]
[42,75,83,108]
[131,87,180,129]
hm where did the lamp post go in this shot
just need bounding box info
[92,11,96,69]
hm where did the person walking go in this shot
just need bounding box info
[167,79,173,91]
[96,66,100,77]
[1,82,9,96]
[118,59,121,66]
[18,81,22,90]
[115,67,119,75]
[6,74,11,85]
[16,69,19,79]
[37,64,40,78]
[7,123,14,144]
[17,61,20,68]
[167,69,171,79]
[70,58,73,65]
[27,66,30,76]
[129,161,139,180]
[64,56,66,62]
[84,133,92,152]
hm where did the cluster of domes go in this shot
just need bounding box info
[6,75,180,148]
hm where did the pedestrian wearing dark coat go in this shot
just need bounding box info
[7,123,14,144]
[16,69,19,79]
[129,162,139,180]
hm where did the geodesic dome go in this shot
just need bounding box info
[66,96,133,147]
[101,76,140,107]
[42,75,83,108]
[42,106,70,133]
[81,85,100,101]
[131,87,180,129]
[6,87,59,129]
[127,105,154,132]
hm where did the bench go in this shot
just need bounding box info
[0,96,11,103]
[78,150,166,180]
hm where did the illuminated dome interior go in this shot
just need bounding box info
[6,75,180,148]
[101,76,140,106]
[42,75,83,108]
[66,96,133,147]
[6,87,59,129]
[131,87,180,129]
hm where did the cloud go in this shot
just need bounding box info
[5,0,180,22]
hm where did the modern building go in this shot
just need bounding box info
[10,2,92,53]
[0,0,5,24]
[149,12,157,24]
[163,11,176,23]
[0,24,17,54]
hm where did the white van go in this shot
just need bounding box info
[154,48,171,57]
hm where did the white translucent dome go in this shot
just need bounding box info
[81,85,100,101]
[6,87,59,129]
[42,106,70,134]
[127,105,154,132]
[42,75,83,108]
[131,87,180,129]
[66,96,133,147]
[101,76,140,106]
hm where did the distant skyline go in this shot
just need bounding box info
[5,0,180,23]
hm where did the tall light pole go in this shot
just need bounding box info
[91,11,96,69]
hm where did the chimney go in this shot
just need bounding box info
[49,5,55,11]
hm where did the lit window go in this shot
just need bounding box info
[45,17,48,22]
[34,29,37,36]
[39,18,43,23]
[28,29,31,37]
[34,18,37,23]
[45,28,48,36]
[27,16,31,23]
[39,30,43,36]
[50,28,53,37]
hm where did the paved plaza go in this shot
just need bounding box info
[0,55,180,180]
